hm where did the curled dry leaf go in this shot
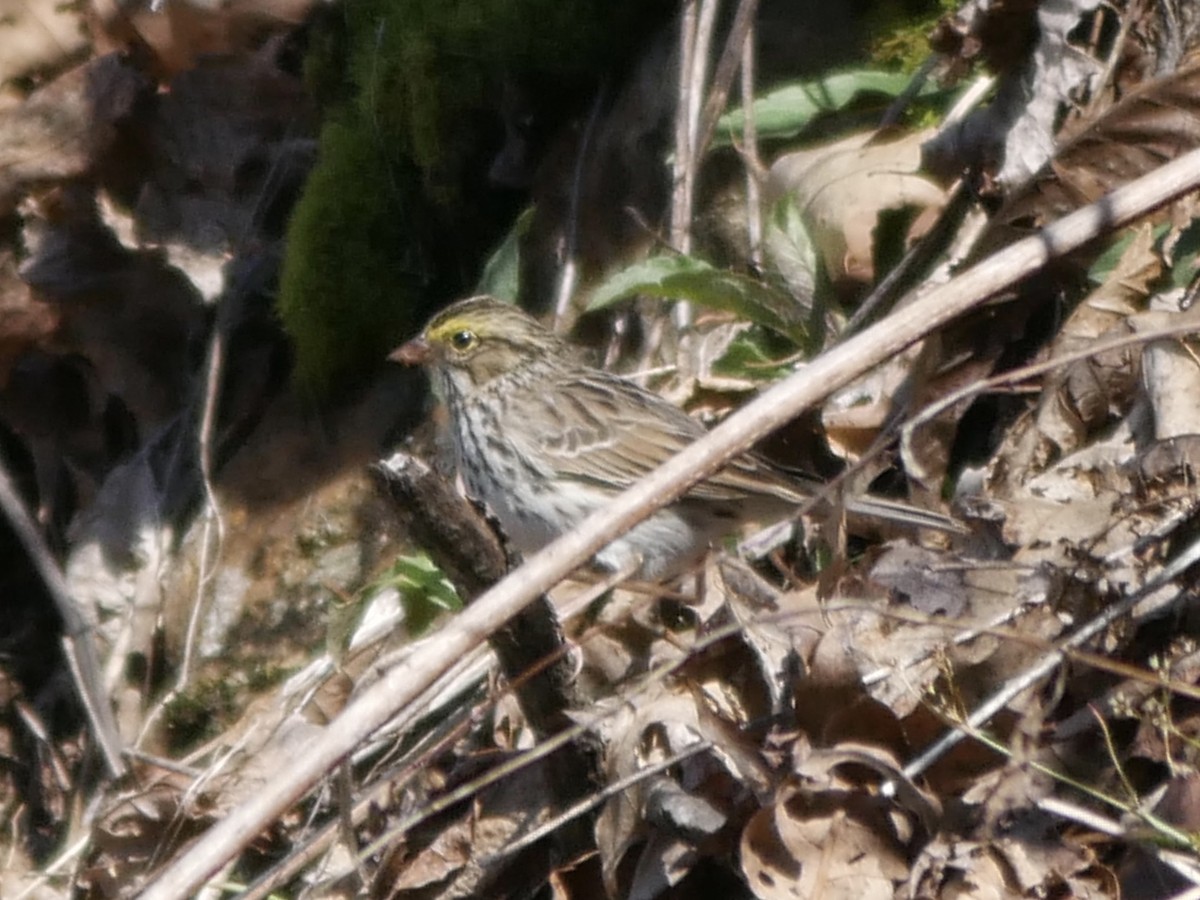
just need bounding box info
[822,353,917,466]
[739,742,923,900]
[767,129,947,288]
[712,556,816,718]
[593,685,708,895]
[592,674,771,898]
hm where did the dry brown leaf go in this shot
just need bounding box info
[806,552,1055,721]
[794,742,942,838]
[592,676,767,897]
[1001,492,1121,556]
[594,686,707,894]
[870,543,968,618]
[908,835,1114,899]
[979,61,1200,256]
[741,785,909,900]
[81,780,215,898]
[686,603,780,728]
[822,355,919,465]
[374,759,557,898]
[959,759,1055,834]
[714,556,815,718]
[740,804,805,899]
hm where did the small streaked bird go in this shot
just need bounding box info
[391,295,957,578]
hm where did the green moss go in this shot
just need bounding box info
[246,661,291,693]
[279,0,669,392]
[278,115,431,393]
[868,0,957,72]
[163,678,237,751]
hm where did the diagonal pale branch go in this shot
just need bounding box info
[140,146,1200,900]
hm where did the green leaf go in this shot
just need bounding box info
[715,70,922,147]
[1088,223,1169,285]
[369,552,463,636]
[475,206,534,302]
[763,195,817,303]
[588,254,807,344]
[1167,219,1200,290]
[712,325,795,384]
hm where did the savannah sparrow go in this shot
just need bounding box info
[392,295,954,578]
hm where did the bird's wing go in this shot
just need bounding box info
[505,373,805,504]
[502,371,966,533]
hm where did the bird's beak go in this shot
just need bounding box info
[390,336,431,366]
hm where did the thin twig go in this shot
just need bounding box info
[671,0,699,256]
[356,718,595,865]
[671,0,721,329]
[1037,796,1124,836]
[356,613,749,869]
[694,0,762,166]
[179,324,227,686]
[845,74,997,333]
[672,0,760,325]
[845,182,973,334]
[740,23,762,268]
[880,55,937,127]
[1087,2,1136,120]
[688,0,719,156]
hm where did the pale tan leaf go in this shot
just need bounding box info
[768,129,947,286]
[0,0,89,85]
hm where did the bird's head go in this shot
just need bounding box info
[390,296,565,391]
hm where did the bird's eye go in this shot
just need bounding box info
[450,330,477,351]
